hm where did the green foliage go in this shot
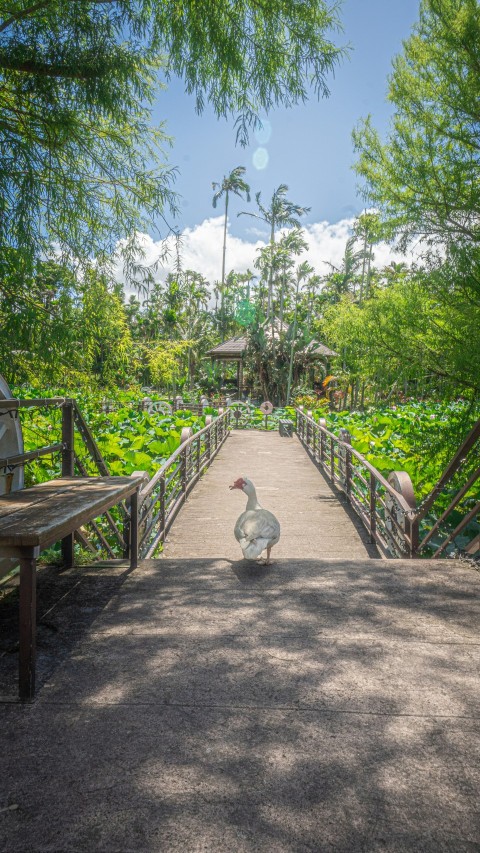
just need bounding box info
[156,1,346,144]
[229,402,296,431]
[322,268,480,398]
[353,0,480,249]
[0,261,135,388]
[0,0,345,278]
[348,1,480,409]
[295,395,330,416]
[322,400,479,498]
[320,399,480,555]
[15,387,213,484]
[0,3,177,276]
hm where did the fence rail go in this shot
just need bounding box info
[296,408,419,558]
[296,408,480,560]
[138,410,231,557]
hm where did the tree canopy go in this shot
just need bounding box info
[0,0,345,274]
[353,0,480,251]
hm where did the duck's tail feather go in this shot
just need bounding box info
[240,537,269,560]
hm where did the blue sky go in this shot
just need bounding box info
[127,0,421,284]
[155,0,419,235]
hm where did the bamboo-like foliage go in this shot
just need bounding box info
[0,0,345,281]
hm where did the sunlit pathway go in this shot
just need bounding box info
[0,431,479,851]
[163,429,374,560]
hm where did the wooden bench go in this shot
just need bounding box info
[0,474,145,700]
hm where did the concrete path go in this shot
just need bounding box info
[0,431,479,852]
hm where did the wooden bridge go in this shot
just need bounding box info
[1,416,479,851]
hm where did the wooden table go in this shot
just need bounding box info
[0,475,145,700]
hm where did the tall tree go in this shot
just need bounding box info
[240,185,310,318]
[322,235,364,303]
[0,0,345,278]
[286,261,314,404]
[353,212,382,303]
[353,0,480,253]
[212,166,250,336]
[277,228,310,323]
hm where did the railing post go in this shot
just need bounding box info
[181,445,187,498]
[160,477,166,543]
[205,419,212,461]
[318,419,326,465]
[130,488,138,569]
[408,514,419,558]
[61,399,75,476]
[369,473,377,543]
[387,471,417,558]
[339,429,352,498]
[61,400,75,567]
[297,407,304,441]
[330,439,335,482]
[306,411,312,448]
[180,428,192,499]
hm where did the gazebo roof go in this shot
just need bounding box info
[263,318,289,338]
[303,340,339,358]
[205,336,248,360]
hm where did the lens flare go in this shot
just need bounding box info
[253,147,269,170]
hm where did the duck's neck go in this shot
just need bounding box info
[246,489,262,511]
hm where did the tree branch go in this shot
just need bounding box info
[0,54,103,79]
[0,0,118,35]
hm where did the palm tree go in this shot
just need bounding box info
[277,227,309,325]
[354,212,382,303]
[286,261,314,404]
[323,235,365,302]
[212,166,250,336]
[237,269,255,301]
[239,185,310,358]
[180,271,210,389]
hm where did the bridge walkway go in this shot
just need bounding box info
[163,429,376,561]
[0,430,479,851]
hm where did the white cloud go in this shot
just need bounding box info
[301,219,412,274]
[115,215,417,293]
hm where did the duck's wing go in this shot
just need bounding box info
[240,509,280,544]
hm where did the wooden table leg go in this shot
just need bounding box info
[19,549,38,701]
[61,533,74,568]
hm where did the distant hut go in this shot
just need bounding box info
[205,336,248,398]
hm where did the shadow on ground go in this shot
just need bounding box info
[0,556,479,852]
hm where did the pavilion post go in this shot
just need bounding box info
[237,359,244,400]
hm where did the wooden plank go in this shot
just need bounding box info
[0,482,73,519]
[0,476,143,547]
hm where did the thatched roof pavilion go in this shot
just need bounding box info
[303,340,338,359]
[205,336,248,395]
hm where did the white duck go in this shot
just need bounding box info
[230,476,280,564]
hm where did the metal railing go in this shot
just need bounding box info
[412,419,480,558]
[296,408,418,558]
[137,410,231,557]
[296,408,480,559]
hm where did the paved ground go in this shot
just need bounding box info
[0,431,479,852]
